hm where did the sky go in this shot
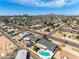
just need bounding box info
[0,0,79,15]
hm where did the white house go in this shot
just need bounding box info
[15,50,28,59]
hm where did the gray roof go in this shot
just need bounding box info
[22,31,31,36]
[38,39,58,52]
[27,35,38,43]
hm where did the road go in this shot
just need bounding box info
[26,28,79,49]
[1,24,79,59]
[47,34,79,49]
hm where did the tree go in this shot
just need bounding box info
[77,31,79,34]
[55,24,60,27]
[76,20,79,25]
[51,57,56,59]
[43,34,48,40]
[4,18,9,24]
[62,19,68,23]
[47,22,55,29]
[44,22,47,25]
[51,23,55,29]
[26,41,33,47]
[45,28,50,32]
[63,34,66,37]
[33,46,40,52]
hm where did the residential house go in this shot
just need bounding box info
[36,39,59,56]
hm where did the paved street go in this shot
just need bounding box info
[0,24,79,59]
[26,28,79,49]
[47,34,79,49]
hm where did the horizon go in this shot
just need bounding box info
[0,0,79,15]
[0,13,79,16]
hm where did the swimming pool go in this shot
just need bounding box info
[39,51,50,56]
[38,49,53,59]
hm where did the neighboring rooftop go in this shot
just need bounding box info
[15,50,28,59]
[27,35,40,43]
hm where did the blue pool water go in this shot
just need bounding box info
[39,51,50,56]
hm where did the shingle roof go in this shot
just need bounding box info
[27,35,38,43]
[38,39,58,52]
